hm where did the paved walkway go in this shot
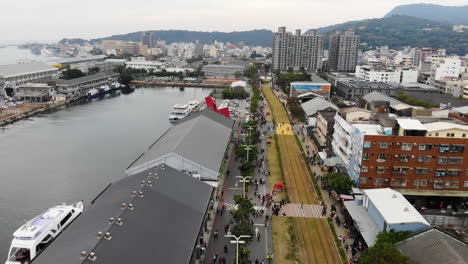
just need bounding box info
[205,97,274,264]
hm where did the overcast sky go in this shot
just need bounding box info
[1,0,467,42]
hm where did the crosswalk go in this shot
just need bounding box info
[222,203,267,212]
[278,203,326,218]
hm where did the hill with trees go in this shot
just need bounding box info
[384,4,468,25]
[311,15,468,55]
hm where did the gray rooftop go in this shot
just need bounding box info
[301,97,338,117]
[338,79,400,89]
[363,91,410,108]
[396,227,468,264]
[0,63,58,78]
[405,91,468,108]
[310,74,328,83]
[33,164,213,264]
[130,108,234,173]
[36,71,119,86]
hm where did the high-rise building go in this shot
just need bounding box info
[141,32,154,49]
[272,27,324,72]
[328,31,360,72]
[194,40,203,57]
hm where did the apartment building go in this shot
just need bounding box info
[329,31,360,72]
[359,133,467,194]
[272,27,324,72]
[355,65,418,84]
[434,78,468,97]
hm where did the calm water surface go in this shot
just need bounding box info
[0,87,211,257]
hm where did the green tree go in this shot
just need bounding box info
[62,69,85,80]
[358,243,412,264]
[322,172,353,194]
[88,67,100,74]
[376,230,412,245]
[231,195,255,241]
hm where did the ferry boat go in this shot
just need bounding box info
[168,104,191,121]
[188,99,200,111]
[99,85,111,97]
[5,202,83,264]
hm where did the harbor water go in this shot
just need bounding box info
[0,87,212,258]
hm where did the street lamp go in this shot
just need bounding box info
[236,175,252,197]
[241,144,255,162]
[225,234,251,264]
[245,125,256,145]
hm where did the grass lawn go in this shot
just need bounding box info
[272,216,300,264]
[267,135,286,202]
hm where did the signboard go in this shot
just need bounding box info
[290,82,331,97]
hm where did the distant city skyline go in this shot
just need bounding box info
[1,0,467,43]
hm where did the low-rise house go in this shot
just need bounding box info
[343,188,430,247]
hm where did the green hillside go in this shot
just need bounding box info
[312,15,468,55]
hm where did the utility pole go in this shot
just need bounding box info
[236,175,252,197]
[225,234,251,264]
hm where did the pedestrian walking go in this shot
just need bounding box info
[257,232,261,241]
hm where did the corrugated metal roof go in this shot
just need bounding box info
[396,227,468,264]
[424,122,468,132]
[0,63,58,78]
[33,164,213,264]
[301,97,338,117]
[130,109,234,174]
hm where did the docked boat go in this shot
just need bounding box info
[5,202,83,264]
[188,99,200,111]
[168,104,191,121]
[99,85,111,97]
[86,88,100,100]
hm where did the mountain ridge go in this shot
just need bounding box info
[384,3,468,25]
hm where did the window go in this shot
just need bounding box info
[413,179,420,186]
[362,153,369,160]
[393,167,409,175]
[391,178,407,187]
[361,167,368,172]
[464,181,468,188]
[380,142,388,149]
[418,144,426,150]
[426,144,433,150]
[359,177,367,184]
[60,212,73,227]
[435,169,446,177]
[449,145,465,153]
[434,180,444,189]
[400,155,410,163]
[402,143,412,151]
[444,181,459,189]
[420,180,428,186]
[439,144,450,153]
[437,157,447,165]
[375,178,384,185]
[378,154,386,161]
[377,167,385,174]
[463,134,466,138]
[435,133,439,136]
[446,170,461,176]
[417,156,431,163]
[448,157,463,165]
[416,168,429,175]
[363,141,371,148]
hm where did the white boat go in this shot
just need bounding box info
[169,104,191,121]
[5,202,83,264]
[188,99,200,111]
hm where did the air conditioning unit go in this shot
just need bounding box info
[395,155,399,157]
[411,155,415,158]
[402,159,408,163]
[377,159,385,162]
[384,179,389,182]
[396,143,400,145]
